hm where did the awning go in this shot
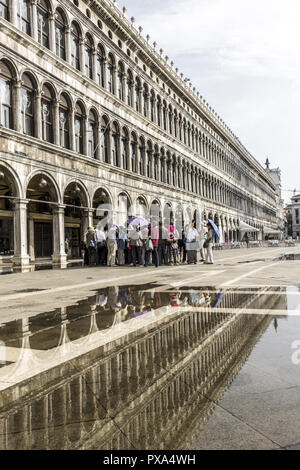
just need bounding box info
[263,226,283,234]
[239,221,260,232]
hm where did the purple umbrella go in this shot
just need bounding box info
[127,216,149,227]
[207,219,221,239]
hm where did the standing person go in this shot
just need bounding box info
[199,222,207,262]
[141,225,148,266]
[130,226,143,266]
[145,223,159,267]
[244,232,250,248]
[85,226,96,266]
[178,229,187,264]
[117,226,127,266]
[96,225,107,265]
[158,223,169,266]
[106,226,117,267]
[186,221,199,264]
[167,225,179,265]
[204,222,214,264]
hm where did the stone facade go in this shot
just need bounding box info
[0,0,278,272]
[288,194,300,238]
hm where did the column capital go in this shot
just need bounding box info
[13,198,29,207]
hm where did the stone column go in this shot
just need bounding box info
[95,123,101,160]
[92,50,97,82]
[82,209,94,237]
[69,107,75,151]
[49,13,56,53]
[53,99,60,146]
[102,58,107,89]
[79,39,85,74]
[12,79,22,133]
[112,65,117,96]
[52,204,67,269]
[28,216,35,263]
[65,26,71,64]
[11,0,18,27]
[30,0,38,42]
[83,115,88,156]
[13,199,32,273]
[34,90,42,139]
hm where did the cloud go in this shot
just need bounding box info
[124,0,300,200]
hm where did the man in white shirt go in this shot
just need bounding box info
[186,221,199,264]
[96,225,107,265]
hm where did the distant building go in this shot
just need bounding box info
[290,194,300,238]
[284,204,293,237]
[264,158,285,237]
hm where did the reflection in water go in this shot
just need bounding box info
[0,285,293,449]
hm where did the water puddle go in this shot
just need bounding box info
[0,283,299,449]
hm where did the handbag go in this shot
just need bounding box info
[203,240,209,249]
[146,238,154,251]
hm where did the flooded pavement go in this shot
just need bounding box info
[0,282,300,450]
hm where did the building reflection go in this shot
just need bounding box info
[0,285,288,449]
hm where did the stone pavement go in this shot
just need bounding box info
[0,245,300,450]
[0,245,300,321]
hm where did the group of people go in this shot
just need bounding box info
[81,220,216,268]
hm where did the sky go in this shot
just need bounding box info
[120,0,300,203]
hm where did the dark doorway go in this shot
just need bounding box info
[34,222,53,258]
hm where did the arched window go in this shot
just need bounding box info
[111,122,119,166]
[143,84,148,118]
[135,78,141,113]
[96,45,105,87]
[166,155,171,184]
[100,116,109,163]
[41,83,54,143]
[59,93,69,149]
[74,102,84,154]
[117,62,124,101]
[88,110,97,158]
[107,54,115,94]
[0,0,9,20]
[183,119,187,144]
[71,22,81,70]
[139,138,145,175]
[18,0,31,35]
[0,61,12,129]
[130,133,137,172]
[160,153,164,182]
[126,70,133,107]
[21,73,35,136]
[168,106,173,135]
[173,111,177,138]
[84,34,93,79]
[121,128,129,170]
[156,97,161,127]
[150,91,155,122]
[37,0,50,48]
[146,142,152,178]
[55,9,66,60]
[154,149,159,180]
[179,115,182,141]
[162,102,167,131]
[172,159,176,186]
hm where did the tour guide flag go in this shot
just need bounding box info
[207,219,220,239]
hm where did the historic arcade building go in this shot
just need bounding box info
[0,0,278,272]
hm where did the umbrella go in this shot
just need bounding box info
[207,219,220,239]
[127,216,149,226]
